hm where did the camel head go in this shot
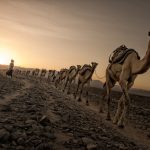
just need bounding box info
[91,62,98,68]
[91,62,98,72]
[77,65,81,70]
[36,68,40,72]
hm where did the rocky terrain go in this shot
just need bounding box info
[0,73,149,150]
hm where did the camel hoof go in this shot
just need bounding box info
[106,117,111,121]
[113,120,118,125]
[99,109,103,113]
[86,102,89,106]
[67,91,70,95]
[73,94,76,98]
[117,121,124,128]
[106,115,111,121]
[117,124,124,128]
[113,118,118,124]
[77,98,82,102]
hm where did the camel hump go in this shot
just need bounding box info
[60,68,68,74]
[79,64,92,75]
[69,66,76,70]
[109,47,140,64]
[68,66,76,73]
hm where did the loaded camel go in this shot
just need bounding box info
[100,32,150,128]
[26,70,31,77]
[50,70,56,82]
[75,62,98,105]
[58,68,68,87]
[55,69,68,88]
[63,65,81,94]
[40,69,47,77]
[47,70,52,82]
[47,70,56,82]
[34,68,40,77]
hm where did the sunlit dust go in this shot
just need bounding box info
[0,48,13,65]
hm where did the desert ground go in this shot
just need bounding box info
[0,71,150,150]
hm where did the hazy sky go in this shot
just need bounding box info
[0,0,150,90]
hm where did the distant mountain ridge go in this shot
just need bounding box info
[0,64,8,69]
[91,80,150,97]
[91,80,104,88]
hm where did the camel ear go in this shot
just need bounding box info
[148,31,150,36]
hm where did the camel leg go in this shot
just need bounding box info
[67,79,72,94]
[52,77,55,82]
[104,69,116,120]
[114,78,135,125]
[55,80,59,88]
[117,73,136,128]
[113,95,124,124]
[63,78,68,92]
[58,79,61,89]
[106,85,111,121]
[118,80,130,128]
[104,76,114,121]
[99,92,106,113]
[74,81,80,99]
[62,77,67,90]
[106,96,111,120]
[71,78,76,95]
[86,80,90,106]
[78,83,84,102]
[99,86,107,113]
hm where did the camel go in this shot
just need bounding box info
[59,69,68,85]
[47,70,56,82]
[63,65,81,94]
[55,69,68,88]
[21,70,27,76]
[40,69,47,77]
[75,62,98,105]
[39,69,47,81]
[26,70,31,76]
[33,68,40,77]
[51,70,56,82]
[18,70,21,75]
[13,69,19,76]
[100,32,150,128]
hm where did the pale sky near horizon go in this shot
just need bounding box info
[0,0,150,90]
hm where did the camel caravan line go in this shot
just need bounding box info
[13,32,150,128]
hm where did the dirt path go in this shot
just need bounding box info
[0,79,32,106]
[0,78,149,150]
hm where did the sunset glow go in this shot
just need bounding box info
[0,48,12,65]
[0,0,149,90]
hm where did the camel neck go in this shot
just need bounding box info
[133,40,150,74]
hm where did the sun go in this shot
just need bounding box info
[0,48,13,65]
